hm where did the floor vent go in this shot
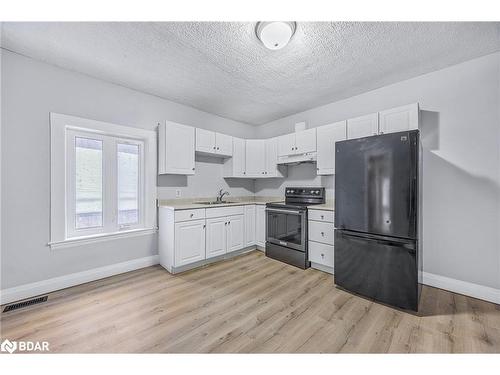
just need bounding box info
[3,296,48,312]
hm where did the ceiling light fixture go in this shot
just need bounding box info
[255,22,296,50]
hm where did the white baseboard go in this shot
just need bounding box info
[0,255,160,305]
[2,256,498,306]
[422,272,500,304]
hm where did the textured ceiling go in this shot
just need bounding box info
[2,22,500,125]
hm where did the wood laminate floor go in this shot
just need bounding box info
[1,251,500,353]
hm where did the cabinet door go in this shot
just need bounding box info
[232,137,246,177]
[215,133,233,157]
[206,217,227,259]
[295,128,317,154]
[174,219,206,267]
[316,121,347,175]
[256,205,266,247]
[160,121,195,175]
[379,103,419,134]
[244,205,256,246]
[196,128,216,153]
[245,139,267,177]
[265,137,279,177]
[278,133,296,156]
[227,214,245,253]
[347,113,379,140]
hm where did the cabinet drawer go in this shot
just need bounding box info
[175,209,206,222]
[308,241,334,268]
[308,220,334,245]
[308,209,334,223]
[206,205,245,219]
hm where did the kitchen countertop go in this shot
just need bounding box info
[158,196,283,210]
[308,200,334,211]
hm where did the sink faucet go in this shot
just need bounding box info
[216,189,230,202]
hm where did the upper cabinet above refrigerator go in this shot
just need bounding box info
[378,103,419,134]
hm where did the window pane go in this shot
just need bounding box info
[117,143,139,226]
[75,137,103,229]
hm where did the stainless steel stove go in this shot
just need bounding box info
[265,187,325,269]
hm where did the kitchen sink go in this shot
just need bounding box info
[194,201,235,205]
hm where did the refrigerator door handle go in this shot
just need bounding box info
[340,231,416,249]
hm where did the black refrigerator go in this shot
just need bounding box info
[334,130,422,311]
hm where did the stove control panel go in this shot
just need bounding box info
[285,187,325,200]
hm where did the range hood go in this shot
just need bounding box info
[277,152,317,165]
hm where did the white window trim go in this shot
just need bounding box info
[50,113,157,249]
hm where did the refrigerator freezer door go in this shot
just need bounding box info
[334,230,418,311]
[334,131,418,239]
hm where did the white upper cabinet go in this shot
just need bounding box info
[278,129,317,157]
[378,103,419,134]
[196,128,216,154]
[216,133,233,156]
[316,121,347,175]
[159,121,195,175]
[295,128,317,154]
[278,133,296,156]
[223,137,246,177]
[265,137,285,178]
[347,113,379,140]
[195,128,233,157]
[245,139,267,177]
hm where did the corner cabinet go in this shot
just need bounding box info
[158,121,195,175]
[244,138,285,178]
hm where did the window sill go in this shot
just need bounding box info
[48,227,158,250]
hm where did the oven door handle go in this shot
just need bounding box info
[266,208,303,215]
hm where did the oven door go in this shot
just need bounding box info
[266,207,306,252]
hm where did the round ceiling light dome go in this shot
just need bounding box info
[256,22,296,50]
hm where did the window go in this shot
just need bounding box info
[50,113,156,248]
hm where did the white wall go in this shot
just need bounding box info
[255,52,500,290]
[0,50,255,289]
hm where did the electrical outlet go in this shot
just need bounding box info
[175,189,182,198]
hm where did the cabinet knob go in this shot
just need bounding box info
[213,146,216,149]
[243,171,246,174]
[321,232,325,236]
[228,221,231,225]
[192,167,195,170]
[321,253,325,258]
[190,213,194,217]
[203,224,206,229]
[225,222,227,225]
[320,215,324,219]
[217,147,219,150]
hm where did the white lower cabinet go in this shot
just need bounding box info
[308,209,334,274]
[227,214,245,253]
[174,219,206,267]
[206,217,227,259]
[244,205,256,246]
[256,205,266,248]
[309,241,334,269]
[205,207,245,258]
